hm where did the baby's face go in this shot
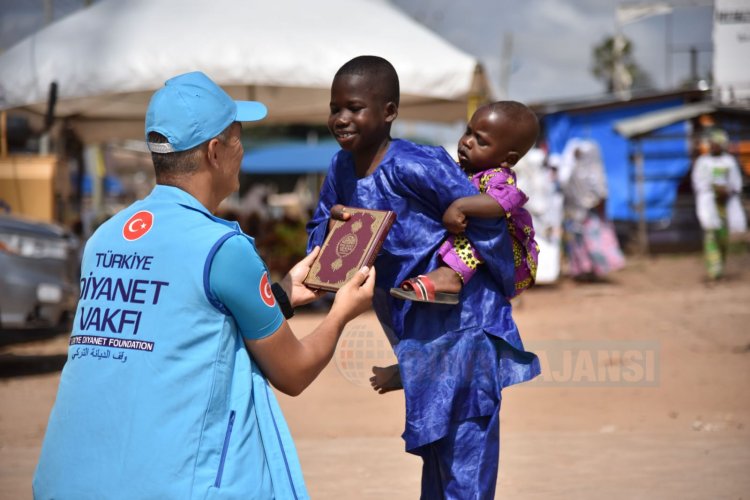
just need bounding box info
[457,108,516,172]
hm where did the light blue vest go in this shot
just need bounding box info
[34,186,307,499]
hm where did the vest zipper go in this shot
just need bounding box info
[264,384,299,499]
[214,410,236,488]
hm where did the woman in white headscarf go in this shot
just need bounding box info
[559,138,625,280]
[515,147,564,284]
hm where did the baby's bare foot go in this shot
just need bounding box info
[369,364,403,394]
[420,267,462,294]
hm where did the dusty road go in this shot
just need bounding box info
[1,252,748,499]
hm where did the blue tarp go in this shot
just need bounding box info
[241,141,340,174]
[544,98,691,222]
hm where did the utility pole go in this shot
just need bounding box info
[498,32,513,99]
[43,0,54,25]
[634,143,649,256]
[672,44,713,86]
[665,12,672,88]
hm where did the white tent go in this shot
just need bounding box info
[0,0,490,143]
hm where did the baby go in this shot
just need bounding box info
[391,100,540,303]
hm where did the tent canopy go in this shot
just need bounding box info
[0,0,490,143]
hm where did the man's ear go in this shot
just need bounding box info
[505,151,521,166]
[205,139,221,168]
[384,102,398,124]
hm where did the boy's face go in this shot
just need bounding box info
[457,107,517,172]
[328,74,397,153]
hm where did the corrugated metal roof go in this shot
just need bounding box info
[613,102,716,138]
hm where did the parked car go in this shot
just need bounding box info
[0,213,80,336]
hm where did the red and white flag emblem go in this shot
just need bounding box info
[260,272,275,307]
[123,211,154,241]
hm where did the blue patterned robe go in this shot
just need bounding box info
[307,139,540,452]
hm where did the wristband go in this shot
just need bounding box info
[271,282,295,319]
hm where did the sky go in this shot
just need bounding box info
[390,0,715,103]
[0,0,715,105]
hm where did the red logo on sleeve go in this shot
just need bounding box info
[260,272,276,307]
[123,211,154,241]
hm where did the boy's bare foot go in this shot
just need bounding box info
[370,364,403,394]
[418,266,462,294]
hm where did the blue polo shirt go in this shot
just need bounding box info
[34,185,308,499]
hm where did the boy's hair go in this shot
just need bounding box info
[487,100,540,157]
[335,55,400,106]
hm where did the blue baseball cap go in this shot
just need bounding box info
[145,71,267,153]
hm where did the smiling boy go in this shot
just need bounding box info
[307,56,539,498]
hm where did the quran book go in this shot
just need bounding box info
[304,208,396,292]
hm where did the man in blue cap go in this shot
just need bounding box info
[33,71,375,499]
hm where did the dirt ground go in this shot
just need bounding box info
[1,251,748,499]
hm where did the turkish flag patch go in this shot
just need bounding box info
[260,272,276,307]
[123,211,154,241]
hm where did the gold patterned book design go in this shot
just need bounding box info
[304,208,396,292]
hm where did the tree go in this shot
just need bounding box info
[591,35,652,96]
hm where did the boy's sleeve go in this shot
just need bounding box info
[209,235,284,340]
[392,147,479,215]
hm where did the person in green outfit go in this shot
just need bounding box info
[691,129,747,280]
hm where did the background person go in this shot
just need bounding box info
[33,71,374,499]
[691,129,747,281]
[558,138,625,281]
[515,146,564,285]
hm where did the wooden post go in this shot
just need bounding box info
[467,64,488,122]
[0,111,7,157]
[634,140,649,256]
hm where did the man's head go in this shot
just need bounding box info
[708,129,729,156]
[145,71,267,184]
[328,56,399,153]
[457,101,539,172]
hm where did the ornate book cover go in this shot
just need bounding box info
[304,208,396,292]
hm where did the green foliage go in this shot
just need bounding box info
[591,35,653,93]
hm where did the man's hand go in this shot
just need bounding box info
[281,246,325,307]
[443,202,468,234]
[330,266,375,323]
[246,265,375,397]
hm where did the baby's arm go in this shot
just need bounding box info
[443,194,506,234]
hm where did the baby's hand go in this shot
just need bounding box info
[443,203,467,234]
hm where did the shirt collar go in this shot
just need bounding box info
[150,184,211,215]
[150,184,243,233]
